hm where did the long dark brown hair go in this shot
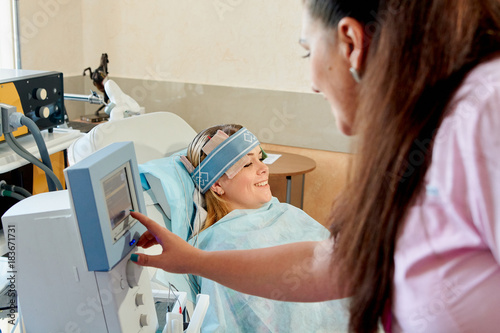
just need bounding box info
[304,0,500,332]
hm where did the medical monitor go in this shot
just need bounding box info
[64,141,147,271]
[102,161,137,241]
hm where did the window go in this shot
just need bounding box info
[0,0,14,69]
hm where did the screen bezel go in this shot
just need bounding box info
[65,141,147,271]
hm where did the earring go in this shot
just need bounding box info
[349,67,362,83]
[219,190,225,196]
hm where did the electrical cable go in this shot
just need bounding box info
[4,133,63,191]
[173,159,202,296]
[190,150,204,294]
[147,159,202,301]
[5,132,62,190]
[174,162,197,242]
[2,108,63,191]
[0,189,26,201]
[191,149,203,248]
[19,116,57,191]
[0,181,32,197]
[9,185,31,198]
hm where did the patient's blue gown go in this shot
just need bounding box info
[190,198,349,333]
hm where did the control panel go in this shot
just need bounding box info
[0,69,66,139]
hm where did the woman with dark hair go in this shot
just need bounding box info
[131,1,500,332]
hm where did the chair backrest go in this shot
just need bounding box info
[67,112,197,165]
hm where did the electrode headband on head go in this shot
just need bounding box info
[180,127,260,194]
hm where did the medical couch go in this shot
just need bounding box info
[68,111,196,166]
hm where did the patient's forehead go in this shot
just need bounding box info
[247,146,262,156]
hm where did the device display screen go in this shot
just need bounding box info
[101,162,138,242]
[103,166,133,229]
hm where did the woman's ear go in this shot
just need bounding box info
[210,182,225,196]
[337,17,366,71]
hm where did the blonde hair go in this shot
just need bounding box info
[187,124,243,231]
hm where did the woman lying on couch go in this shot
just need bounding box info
[140,124,349,332]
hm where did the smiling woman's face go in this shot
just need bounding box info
[215,146,272,211]
[299,9,361,136]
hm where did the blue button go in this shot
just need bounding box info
[129,239,136,246]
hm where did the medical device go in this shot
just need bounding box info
[104,78,143,121]
[64,89,107,106]
[0,69,66,140]
[181,127,260,194]
[63,79,143,122]
[1,141,158,332]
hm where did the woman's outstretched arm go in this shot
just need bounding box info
[130,211,344,302]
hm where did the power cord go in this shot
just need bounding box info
[0,181,31,198]
[0,180,31,201]
[0,104,63,192]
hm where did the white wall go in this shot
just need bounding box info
[19,0,312,93]
[13,1,352,153]
[18,0,83,76]
[0,0,14,68]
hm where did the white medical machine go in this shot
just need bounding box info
[2,141,157,332]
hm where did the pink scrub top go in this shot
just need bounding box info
[393,57,500,332]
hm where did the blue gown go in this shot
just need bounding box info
[140,154,349,332]
[189,198,349,333]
